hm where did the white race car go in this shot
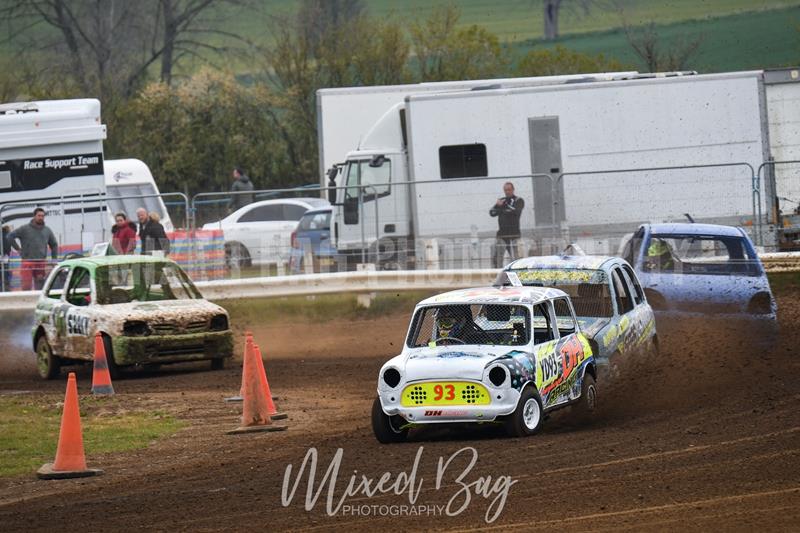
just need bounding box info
[372,286,598,443]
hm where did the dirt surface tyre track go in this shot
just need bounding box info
[573,373,597,423]
[504,386,543,437]
[371,397,408,443]
[36,335,60,380]
[102,334,121,380]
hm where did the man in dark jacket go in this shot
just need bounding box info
[136,208,170,256]
[7,207,59,290]
[490,182,525,268]
[230,167,254,212]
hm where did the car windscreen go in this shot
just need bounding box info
[406,304,530,348]
[498,269,614,318]
[645,234,760,276]
[95,263,201,304]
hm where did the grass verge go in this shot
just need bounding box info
[0,395,183,478]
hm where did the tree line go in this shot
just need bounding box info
[0,0,702,195]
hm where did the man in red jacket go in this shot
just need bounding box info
[111,213,137,254]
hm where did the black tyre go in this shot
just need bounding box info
[225,242,251,269]
[371,397,408,443]
[573,374,598,423]
[210,358,226,370]
[36,335,60,380]
[102,334,121,380]
[504,387,544,437]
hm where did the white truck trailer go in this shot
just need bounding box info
[0,99,107,250]
[323,70,800,265]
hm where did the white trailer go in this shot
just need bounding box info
[316,72,639,186]
[327,70,785,264]
[104,158,174,232]
[0,99,107,250]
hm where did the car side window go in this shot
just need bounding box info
[66,267,92,306]
[552,298,577,337]
[46,267,69,299]
[621,265,644,305]
[237,204,283,223]
[283,204,307,221]
[612,268,634,314]
[532,302,555,344]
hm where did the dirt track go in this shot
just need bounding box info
[0,289,799,532]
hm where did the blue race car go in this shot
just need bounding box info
[288,207,338,273]
[620,223,777,334]
[498,255,658,369]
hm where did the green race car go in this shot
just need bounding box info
[32,255,234,379]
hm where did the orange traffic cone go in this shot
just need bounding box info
[91,333,114,395]
[37,373,103,479]
[254,344,287,420]
[227,334,287,435]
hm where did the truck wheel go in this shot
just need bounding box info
[210,358,225,370]
[573,374,597,423]
[101,335,121,380]
[36,336,60,380]
[371,397,408,443]
[504,387,544,437]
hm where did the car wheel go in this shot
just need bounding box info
[210,358,225,370]
[504,387,544,437]
[36,336,60,380]
[225,242,251,269]
[573,374,598,423]
[101,334,121,380]
[371,397,408,443]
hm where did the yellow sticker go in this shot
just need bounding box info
[401,382,491,407]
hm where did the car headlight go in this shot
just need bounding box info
[382,367,401,388]
[487,365,509,387]
[123,320,150,336]
[210,314,229,331]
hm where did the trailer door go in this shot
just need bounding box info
[528,116,565,227]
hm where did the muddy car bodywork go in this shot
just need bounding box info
[374,286,597,441]
[32,255,233,378]
[500,255,658,367]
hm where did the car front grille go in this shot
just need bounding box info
[150,320,209,335]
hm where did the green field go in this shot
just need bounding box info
[212,0,800,75]
[230,0,799,44]
[514,4,800,72]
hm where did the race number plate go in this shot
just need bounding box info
[401,381,491,407]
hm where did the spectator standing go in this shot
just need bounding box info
[111,212,138,254]
[490,182,525,268]
[7,208,58,290]
[2,225,12,291]
[230,167,254,212]
[136,208,170,256]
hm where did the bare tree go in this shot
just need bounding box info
[541,0,593,41]
[0,0,249,98]
[625,22,704,72]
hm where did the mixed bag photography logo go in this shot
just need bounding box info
[282,446,518,523]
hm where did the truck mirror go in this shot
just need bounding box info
[369,155,386,168]
[326,166,339,204]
